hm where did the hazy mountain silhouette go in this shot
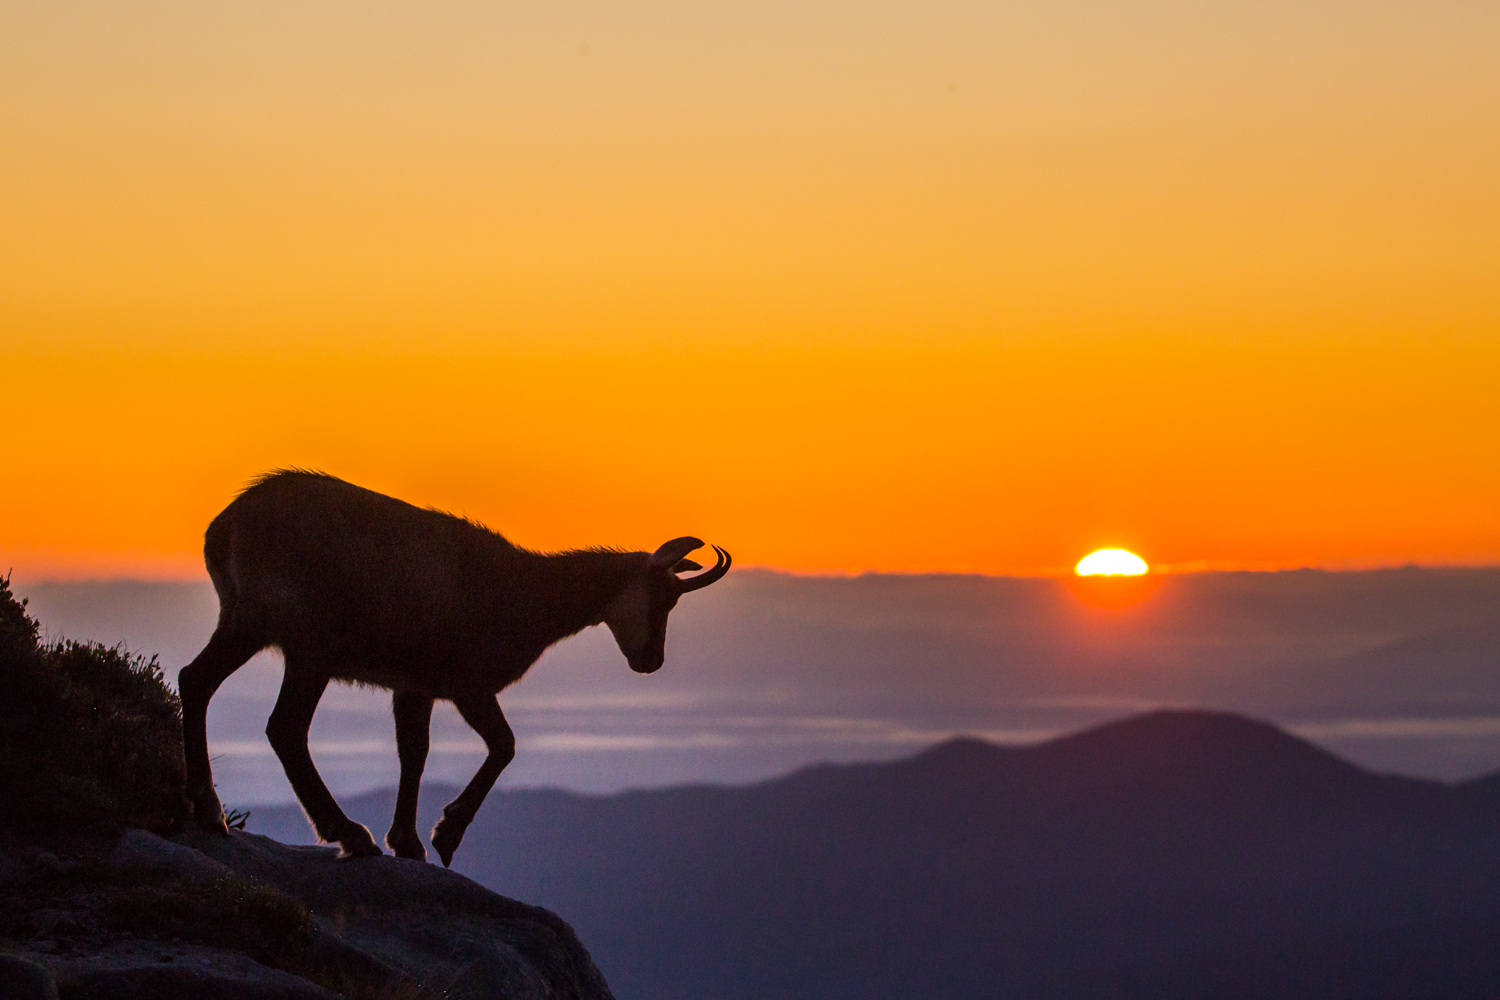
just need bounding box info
[249,710,1500,999]
[1245,619,1500,717]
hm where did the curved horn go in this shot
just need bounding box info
[675,545,731,593]
[649,536,704,570]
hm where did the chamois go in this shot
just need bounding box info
[178,470,730,866]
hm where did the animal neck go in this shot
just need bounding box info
[514,548,645,644]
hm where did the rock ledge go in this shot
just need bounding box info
[4,828,615,1000]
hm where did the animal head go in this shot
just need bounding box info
[603,537,731,674]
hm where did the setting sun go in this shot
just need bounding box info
[1075,549,1148,576]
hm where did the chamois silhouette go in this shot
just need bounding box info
[178,470,730,865]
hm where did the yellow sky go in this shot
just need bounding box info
[2,0,1497,578]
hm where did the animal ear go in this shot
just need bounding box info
[649,536,703,570]
[673,558,703,573]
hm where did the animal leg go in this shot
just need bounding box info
[266,667,381,858]
[386,691,434,861]
[431,693,515,868]
[178,624,262,834]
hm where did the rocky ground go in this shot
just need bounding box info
[0,825,615,1000]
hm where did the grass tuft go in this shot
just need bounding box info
[0,574,189,834]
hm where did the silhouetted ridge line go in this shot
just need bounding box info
[1038,708,1364,774]
[244,709,1500,1000]
[782,709,1372,800]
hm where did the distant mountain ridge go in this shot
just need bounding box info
[248,710,1500,1000]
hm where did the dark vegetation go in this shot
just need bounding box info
[0,573,188,835]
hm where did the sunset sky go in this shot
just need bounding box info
[3,0,1497,580]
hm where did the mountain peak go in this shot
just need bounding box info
[898,709,1391,812]
[1050,707,1334,760]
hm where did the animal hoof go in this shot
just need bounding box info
[335,823,383,859]
[430,814,468,869]
[386,829,427,862]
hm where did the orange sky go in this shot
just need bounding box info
[2,0,1497,579]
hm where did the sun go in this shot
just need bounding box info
[1075,548,1148,576]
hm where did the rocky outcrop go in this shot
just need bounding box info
[2,828,615,1000]
[2,579,613,998]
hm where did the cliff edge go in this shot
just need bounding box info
[2,825,615,999]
